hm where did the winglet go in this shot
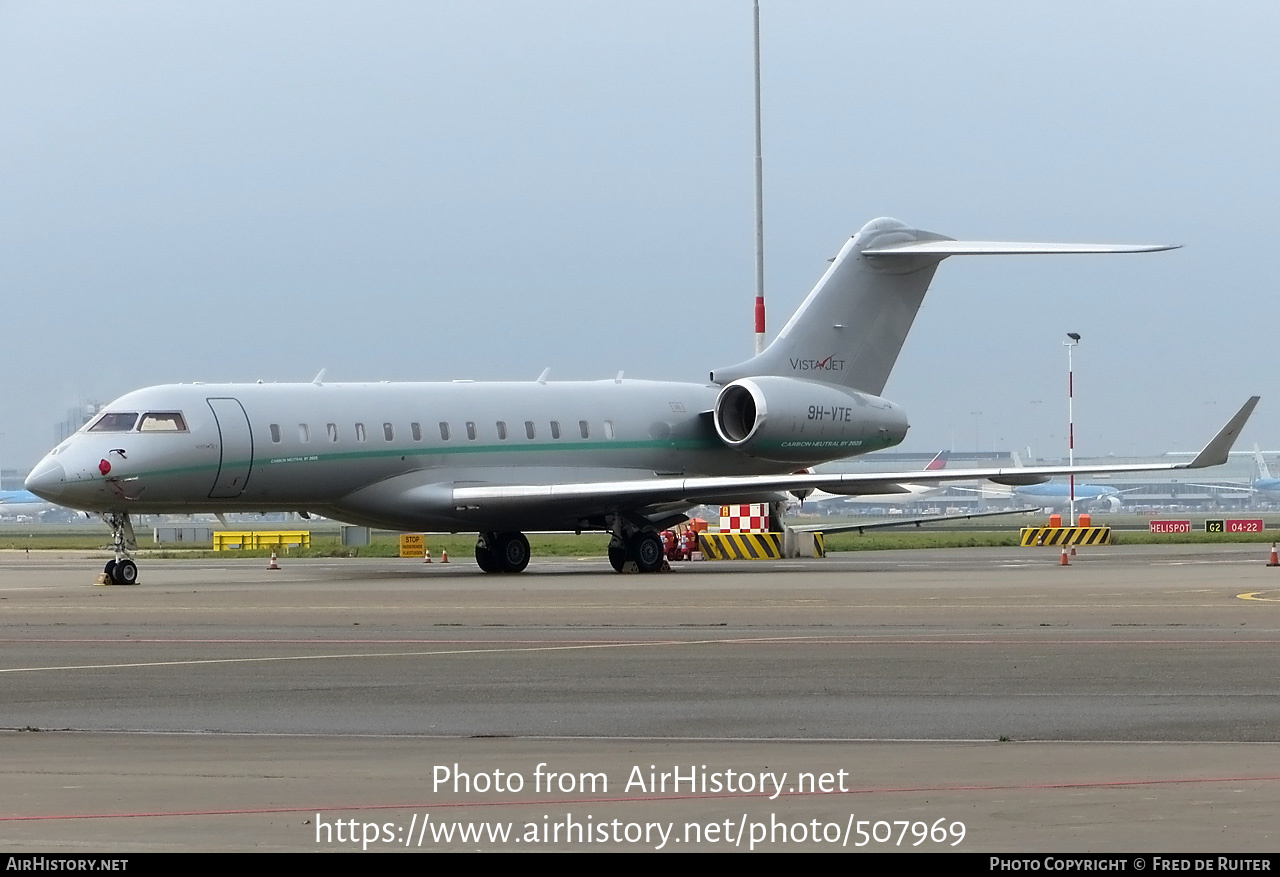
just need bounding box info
[1186,397,1260,469]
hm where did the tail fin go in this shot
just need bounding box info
[711,217,1176,395]
[925,450,949,471]
[1255,444,1273,480]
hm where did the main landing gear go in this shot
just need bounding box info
[604,512,669,574]
[475,531,530,574]
[100,512,140,586]
[471,524,669,574]
[607,530,665,573]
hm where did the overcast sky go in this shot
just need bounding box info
[2,1,1277,471]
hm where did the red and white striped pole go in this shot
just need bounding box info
[752,0,766,356]
[1065,332,1081,526]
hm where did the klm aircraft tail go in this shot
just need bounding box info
[712,217,1176,395]
[1254,444,1273,480]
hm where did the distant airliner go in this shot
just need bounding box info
[0,489,62,520]
[954,453,1134,510]
[810,451,952,507]
[1252,447,1280,499]
[1191,445,1280,502]
[1009,481,1126,510]
[25,217,1258,584]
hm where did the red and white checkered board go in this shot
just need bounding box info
[719,504,770,532]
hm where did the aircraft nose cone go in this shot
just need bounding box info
[24,458,66,502]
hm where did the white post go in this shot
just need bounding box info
[1065,333,1081,525]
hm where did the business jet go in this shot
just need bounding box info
[25,217,1258,584]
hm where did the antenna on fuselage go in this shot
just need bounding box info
[313,369,326,386]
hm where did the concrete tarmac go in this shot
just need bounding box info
[1,544,1277,852]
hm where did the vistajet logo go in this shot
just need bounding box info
[789,355,846,372]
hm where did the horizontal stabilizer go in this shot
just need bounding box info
[862,241,1179,256]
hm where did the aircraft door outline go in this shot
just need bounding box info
[207,397,254,498]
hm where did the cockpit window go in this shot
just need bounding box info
[88,412,139,432]
[139,412,188,432]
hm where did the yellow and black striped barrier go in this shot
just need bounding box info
[1019,526,1112,547]
[699,532,784,560]
[780,531,826,558]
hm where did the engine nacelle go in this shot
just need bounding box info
[987,474,1052,487]
[712,376,909,464]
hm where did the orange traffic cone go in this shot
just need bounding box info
[1060,546,1070,566]
[1268,543,1279,568]
[424,548,432,564]
[268,551,280,570]
[441,548,449,563]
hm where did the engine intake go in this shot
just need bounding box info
[712,376,909,463]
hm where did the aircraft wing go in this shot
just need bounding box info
[452,397,1259,514]
[788,506,1042,535]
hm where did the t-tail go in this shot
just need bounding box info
[712,217,1177,395]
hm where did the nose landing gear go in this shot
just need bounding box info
[98,512,140,586]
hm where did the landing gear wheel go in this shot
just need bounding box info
[111,559,138,586]
[494,531,530,573]
[608,544,626,573]
[630,531,665,573]
[475,544,501,573]
[103,560,117,578]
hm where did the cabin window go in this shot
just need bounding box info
[411,422,422,442]
[89,412,138,432]
[440,422,450,441]
[355,423,367,442]
[466,421,476,441]
[579,420,590,439]
[603,420,615,439]
[496,421,508,440]
[550,420,561,439]
[525,421,536,439]
[327,423,339,442]
[383,422,394,441]
[298,424,310,443]
[270,424,281,443]
[138,412,187,432]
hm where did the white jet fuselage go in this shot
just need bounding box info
[27,378,909,532]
